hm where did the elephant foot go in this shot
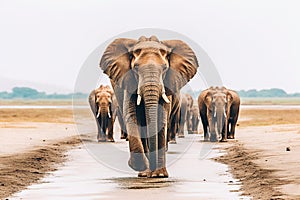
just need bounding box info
[106,138,115,142]
[138,169,151,177]
[203,137,209,142]
[188,131,193,134]
[178,134,185,138]
[219,138,228,142]
[148,167,169,178]
[128,153,149,172]
[120,134,127,140]
[210,135,218,142]
[97,134,106,142]
[227,134,234,139]
[169,139,177,144]
[97,137,106,142]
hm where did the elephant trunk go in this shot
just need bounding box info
[138,66,168,171]
[215,106,226,137]
[97,104,110,119]
[142,83,160,171]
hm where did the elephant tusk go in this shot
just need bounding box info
[96,112,100,118]
[223,108,227,118]
[214,108,216,118]
[108,106,111,118]
[162,93,170,104]
[137,94,142,105]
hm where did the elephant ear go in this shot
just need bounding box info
[88,90,97,117]
[99,38,138,92]
[162,40,199,95]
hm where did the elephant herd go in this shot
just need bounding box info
[88,35,240,178]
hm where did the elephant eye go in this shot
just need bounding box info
[162,64,168,72]
[134,49,141,56]
[132,65,139,73]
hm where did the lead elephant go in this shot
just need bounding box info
[89,85,116,142]
[100,35,198,177]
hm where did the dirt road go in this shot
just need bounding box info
[0,106,299,199]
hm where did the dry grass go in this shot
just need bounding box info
[239,109,300,127]
[0,109,74,123]
[241,97,300,105]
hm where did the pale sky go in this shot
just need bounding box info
[0,0,299,94]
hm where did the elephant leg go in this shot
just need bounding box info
[209,120,218,142]
[124,92,149,172]
[200,112,209,141]
[95,118,102,141]
[187,112,192,134]
[168,118,177,144]
[107,118,114,142]
[117,109,128,140]
[97,117,106,142]
[220,119,228,142]
[228,122,237,139]
[203,125,209,141]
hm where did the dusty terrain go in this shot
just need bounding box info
[216,108,300,200]
[0,101,300,199]
[0,107,81,199]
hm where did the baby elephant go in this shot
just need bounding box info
[89,85,115,142]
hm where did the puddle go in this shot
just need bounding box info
[11,134,250,200]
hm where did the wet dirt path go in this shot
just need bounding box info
[10,134,249,200]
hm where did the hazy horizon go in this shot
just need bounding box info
[1,1,299,93]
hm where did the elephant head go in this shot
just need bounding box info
[95,89,112,119]
[100,36,198,177]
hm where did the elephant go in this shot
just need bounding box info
[190,105,199,134]
[224,88,240,139]
[176,93,194,137]
[184,93,194,134]
[99,35,198,177]
[89,85,116,142]
[177,93,188,138]
[198,86,240,142]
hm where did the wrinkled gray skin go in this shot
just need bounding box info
[100,36,198,178]
[198,86,240,142]
[88,85,116,142]
[190,105,200,134]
